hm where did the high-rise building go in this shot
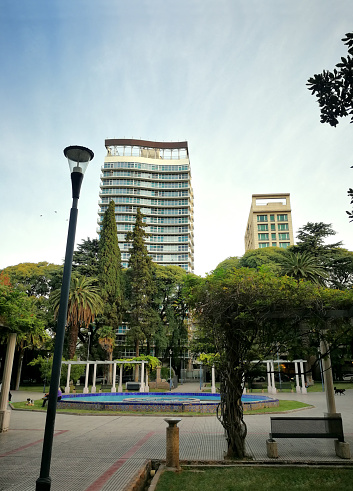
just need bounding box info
[244,193,294,251]
[98,138,194,272]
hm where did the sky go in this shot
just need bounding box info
[1,0,353,277]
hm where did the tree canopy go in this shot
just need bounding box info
[307,32,353,219]
[189,266,353,458]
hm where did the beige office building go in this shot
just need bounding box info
[244,193,294,251]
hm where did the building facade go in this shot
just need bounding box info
[244,193,294,251]
[98,138,194,273]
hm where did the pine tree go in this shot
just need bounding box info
[125,208,157,357]
[98,200,123,332]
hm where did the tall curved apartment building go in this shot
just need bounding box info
[98,139,194,272]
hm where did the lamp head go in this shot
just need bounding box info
[64,145,94,175]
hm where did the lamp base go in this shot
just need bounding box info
[36,476,52,490]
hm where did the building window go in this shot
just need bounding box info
[270,214,275,221]
[258,242,269,248]
[278,233,289,240]
[271,233,276,240]
[279,242,290,248]
[258,224,268,231]
[272,242,277,247]
[277,214,288,222]
[257,215,268,222]
[271,224,276,231]
[258,233,269,241]
[278,223,289,231]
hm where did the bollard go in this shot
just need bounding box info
[164,418,182,469]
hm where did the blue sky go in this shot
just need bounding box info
[1,0,353,276]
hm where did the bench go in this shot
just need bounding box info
[267,417,350,459]
[275,382,292,391]
[247,382,264,392]
[126,382,141,391]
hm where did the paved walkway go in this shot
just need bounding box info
[1,385,352,490]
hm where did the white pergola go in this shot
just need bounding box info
[248,359,307,394]
[61,360,148,394]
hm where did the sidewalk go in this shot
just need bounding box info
[0,389,352,490]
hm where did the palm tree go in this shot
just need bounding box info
[51,275,104,359]
[279,251,328,286]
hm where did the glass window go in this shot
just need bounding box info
[279,242,290,249]
[272,242,277,247]
[278,233,290,240]
[278,223,289,231]
[257,224,268,231]
[271,233,276,240]
[277,214,288,222]
[257,215,268,222]
[258,242,269,248]
[270,214,275,222]
[271,224,276,231]
[258,233,269,240]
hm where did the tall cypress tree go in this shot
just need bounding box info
[97,200,123,375]
[125,207,157,357]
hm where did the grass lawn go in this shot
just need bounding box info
[12,398,311,416]
[155,467,353,491]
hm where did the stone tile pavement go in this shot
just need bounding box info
[0,386,352,490]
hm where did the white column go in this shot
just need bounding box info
[65,364,71,394]
[111,363,117,392]
[0,333,17,433]
[300,361,307,394]
[211,365,216,394]
[91,363,97,393]
[118,364,123,392]
[83,363,90,393]
[271,361,276,393]
[140,362,145,392]
[294,361,301,393]
[266,361,272,393]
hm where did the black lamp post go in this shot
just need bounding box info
[36,146,94,491]
[169,349,173,392]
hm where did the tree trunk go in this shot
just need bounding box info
[68,323,79,359]
[14,350,24,390]
[134,340,140,381]
[107,351,113,384]
[217,370,247,459]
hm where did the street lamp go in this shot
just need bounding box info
[199,361,203,391]
[169,349,172,392]
[87,331,91,361]
[36,145,94,491]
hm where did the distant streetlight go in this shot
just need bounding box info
[36,145,94,491]
[43,352,50,394]
[169,349,173,392]
[87,331,91,361]
[199,361,203,391]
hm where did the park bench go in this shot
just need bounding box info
[267,416,350,459]
[275,382,292,391]
[247,382,264,392]
[126,382,141,391]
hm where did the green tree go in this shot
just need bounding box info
[72,238,100,278]
[238,247,287,274]
[0,283,45,338]
[189,267,353,458]
[215,257,240,272]
[1,262,63,297]
[279,251,328,286]
[50,275,104,359]
[125,208,156,357]
[307,32,353,218]
[152,264,189,364]
[294,222,342,254]
[98,200,124,331]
